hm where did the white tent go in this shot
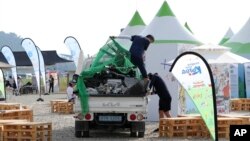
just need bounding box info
[190,44,250,64]
[184,22,194,34]
[219,28,234,45]
[223,18,250,56]
[117,10,146,50]
[220,19,250,98]
[140,1,201,121]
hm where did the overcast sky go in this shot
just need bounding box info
[0,0,250,56]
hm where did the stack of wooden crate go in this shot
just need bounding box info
[0,103,20,110]
[219,114,250,125]
[0,109,33,121]
[50,99,74,114]
[159,116,247,139]
[0,120,28,141]
[0,102,52,141]
[2,122,52,141]
[201,117,243,139]
[0,103,32,121]
[230,98,250,111]
[159,117,203,138]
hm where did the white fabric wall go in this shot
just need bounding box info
[145,43,178,121]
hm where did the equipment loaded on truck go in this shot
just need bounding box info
[73,38,148,138]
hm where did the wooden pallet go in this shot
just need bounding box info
[3,122,52,141]
[0,103,20,110]
[159,116,246,139]
[159,117,203,138]
[218,114,250,125]
[0,120,28,141]
[177,114,201,118]
[50,99,68,113]
[201,117,244,139]
[230,98,250,111]
[57,102,74,114]
[0,109,33,121]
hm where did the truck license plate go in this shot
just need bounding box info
[99,116,122,122]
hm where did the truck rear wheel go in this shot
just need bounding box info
[138,132,145,138]
[130,131,137,137]
[130,122,145,137]
[75,120,90,138]
[75,131,82,138]
[83,131,89,137]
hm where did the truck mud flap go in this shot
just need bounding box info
[75,120,89,131]
[130,122,145,132]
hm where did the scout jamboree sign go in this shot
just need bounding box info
[170,51,218,141]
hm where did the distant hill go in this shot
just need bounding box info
[0,31,24,51]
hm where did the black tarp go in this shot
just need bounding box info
[0,50,72,66]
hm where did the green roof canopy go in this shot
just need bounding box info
[128,11,145,26]
[156,1,175,17]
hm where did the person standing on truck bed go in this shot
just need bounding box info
[110,34,155,83]
[148,73,172,119]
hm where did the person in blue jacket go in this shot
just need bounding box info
[111,34,155,81]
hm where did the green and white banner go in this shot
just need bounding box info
[229,64,239,98]
[244,63,250,98]
[64,36,82,69]
[1,46,18,89]
[22,38,40,93]
[0,69,5,100]
[37,47,46,92]
[170,52,218,141]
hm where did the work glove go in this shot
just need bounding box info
[110,36,115,39]
[146,88,151,96]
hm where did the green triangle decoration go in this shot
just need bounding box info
[128,11,146,26]
[156,1,175,17]
[185,22,193,34]
[219,38,230,45]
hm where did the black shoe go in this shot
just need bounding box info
[153,128,159,132]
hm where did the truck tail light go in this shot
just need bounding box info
[137,114,144,121]
[85,113,92,120]
[130,114,136,121]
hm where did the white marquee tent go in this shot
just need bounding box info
[117,10,146,50]
[184,22,194,34]
[191,44,250,64]
[140,1,201,121]
[219,28,234,45]
[223,18,250,57]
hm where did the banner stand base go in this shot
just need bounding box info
[37,98,44,102]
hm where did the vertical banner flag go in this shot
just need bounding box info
[0,69,5,100]
[1,46,18,90]
[37,47,46,92]
[238,64,246,98]
[210,64,230,114]
[244,63,250,98]
[230,64,239,98]
[170,52,218,141]
[75,50,84,75]
[64,36,82,70]
[21,38,40,93]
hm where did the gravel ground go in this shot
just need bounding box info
[4,93,226,141]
